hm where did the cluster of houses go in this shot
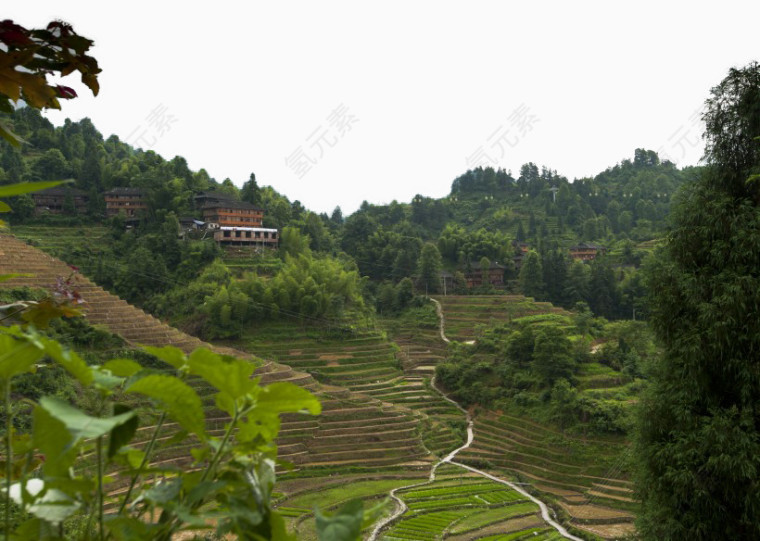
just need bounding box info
[440,241,607,290]
[31,186,278,249]
[31,187,606,278]
[191,192,278,248]
[32,186,90,215]
[512,241,605,265]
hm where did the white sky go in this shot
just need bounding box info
[7,2,759,215]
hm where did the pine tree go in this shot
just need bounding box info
[518,250,544,299]
[635,62,760,540]
[417,242,442,294]
[479,256,491,287]
[240,172,261,206]
[515,220,526,241]
[532,326,574,385]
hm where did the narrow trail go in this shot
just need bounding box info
[368,298,582,541]
[431,297,450,344]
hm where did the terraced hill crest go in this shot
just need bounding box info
[433,295,572,343]
[432,294,637,539]
[1,232,637,539]
[0,232,431,475]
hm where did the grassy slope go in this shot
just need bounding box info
[434,295,637,540]
[8,226,639,539]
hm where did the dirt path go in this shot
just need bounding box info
[430,298,450,344]
[368,299,582,541]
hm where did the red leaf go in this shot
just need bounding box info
[56,85,77,99]
[0,20,32,46]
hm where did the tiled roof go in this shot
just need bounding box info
[104,187,145,196]
[34,185,88,197]
[201,199,263,211]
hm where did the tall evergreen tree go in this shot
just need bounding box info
[479,256,491,287]
[587,258,620,319]
[417,242,443,294]
[240,172,261,206]
[564,260,590,306]
[515,220,526,242]
[635,62,760,540]
[79,148,102,190]
[542,249,569,306]
[532,326,574,385]
[519,250,544,299]
[330,206,343,225]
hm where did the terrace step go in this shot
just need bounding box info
[2,233,431,477]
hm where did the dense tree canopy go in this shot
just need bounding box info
[636,61,760,540]
[417,242,443,294]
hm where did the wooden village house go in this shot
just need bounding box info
[194,192,278,248]
[569,243,606,262]
[32,186,89,215]
[104,187,148,219]
[465,261,506,288]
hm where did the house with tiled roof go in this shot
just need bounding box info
[194,192,278,248]
[104,187,147,218]
[32,185,89,215]
[569,243,606,262]
[465,261,506,288]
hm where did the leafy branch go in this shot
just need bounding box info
[0,19,101,147]
[0,324,325,540]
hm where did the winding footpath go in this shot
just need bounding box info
[368,298,582,541]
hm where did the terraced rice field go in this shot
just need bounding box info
[455,412,635,539]
[275,475,425,539]
[0,234,433,499]
[425,294,638,539]
[381,465,563,541]
[244,321,466,459]
[433,295,571,342]
[3,230,637,539]
[222,251,283,276]
[11,224,111,258]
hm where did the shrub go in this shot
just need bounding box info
[0,326,324,539]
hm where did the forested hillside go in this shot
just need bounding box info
[0,93,721,541]
[2,13,757,541]
[1,105,704,332]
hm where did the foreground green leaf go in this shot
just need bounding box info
[257,382,321,416]
[126,373,206,438]
[108,404,138,459]
[0,180,65,197]
[105,516,162,541]
[102,358,143,378]
[141,345,187,370]
[186,348,256,401]
[0,333,43,379]
[315,499,363,541]
[36,334,93,385]
[33,406,78,476]
[39,396,136,443]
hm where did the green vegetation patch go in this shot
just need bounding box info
[448,502,541,534]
